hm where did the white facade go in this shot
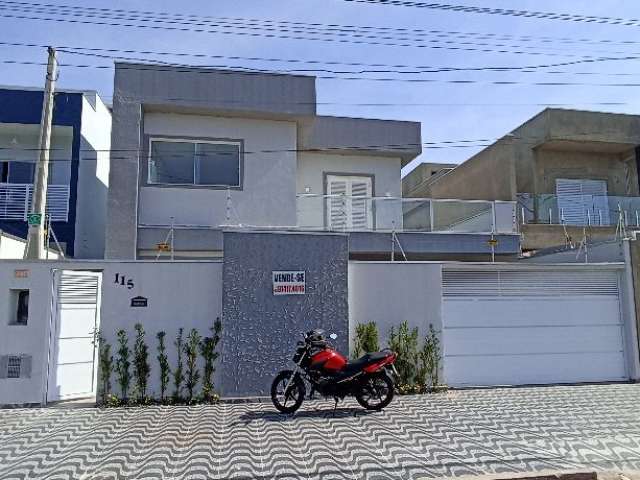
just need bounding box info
[74,94,112,259]
[0,260,223,405]
[139,113,298,229]
[3,254,637,406]
[297,152,403,230]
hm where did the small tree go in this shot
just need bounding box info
[172,328,184,401]
[184,328,202,403]
[353,321,379,359]
[388,321,419,387]
[115,329,131,402]
[133,323,150,402]
[95,331,113,405]
[200,318,222,402]
[419,323,441,390]
[156,331,170,402]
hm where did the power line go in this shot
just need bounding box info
[48,59,640,87]
[0,1,632,58]
[0,131,633,158]
[2,0,637,50]
[340,0,640,27]
[6,56,640,87]
[3,39,639,76]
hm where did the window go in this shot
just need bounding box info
[7,356,21,378]
[148,139,241,187]
[556,178,609,226]
[326,175,373,230]
[9,290,29,325]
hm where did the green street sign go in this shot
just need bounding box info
[27,213,43,226]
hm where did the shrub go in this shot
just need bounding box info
[353,321,379,359]
[156,331,170,402]
[173,328,184,401]
[115,329,131,402]
[133,323,150,402]
[200,318,222,402]
[420,323,441,389]
[388,321,418,386]
[96,331,113,405]
[184,329,202,403]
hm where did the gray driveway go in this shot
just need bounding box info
[1,384,640,479]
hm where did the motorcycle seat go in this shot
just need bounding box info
[344,351,390,374]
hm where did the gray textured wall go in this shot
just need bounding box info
[221,231,349,396]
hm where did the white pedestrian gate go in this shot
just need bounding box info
[47,270,102,402]
[442,267,627,387]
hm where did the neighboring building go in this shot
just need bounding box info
[0,87,111,258]
[412,108,640,251]
[402,162,456,198]
[105,63,519,261]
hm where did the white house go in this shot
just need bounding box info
[105,63,518,261]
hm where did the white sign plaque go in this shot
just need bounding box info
[272,271,306,295]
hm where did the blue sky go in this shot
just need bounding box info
[2,0,640,176]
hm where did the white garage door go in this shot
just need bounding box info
[443,268,627,387]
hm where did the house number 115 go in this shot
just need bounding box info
[114,273,134,289]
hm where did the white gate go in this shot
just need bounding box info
[442,267,627,387]
[47,270,102,402]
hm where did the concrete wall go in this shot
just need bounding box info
[0,260,222,405]
[0,231,59,260]
[299,116,421,166]
[427,140,518,201]
[138,112,298,229]
[99,262,223,399]
[402,162,456,198]
[221,231,349,396]
[423,108,640,204]
[348,262,443,352]
[74,94,111,259]
[296,152,402,229]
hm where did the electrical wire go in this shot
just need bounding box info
[339,0,640,28]
[0,1,634,58]
[4,39,640,76]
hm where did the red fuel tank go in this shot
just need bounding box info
[310,348,347,372]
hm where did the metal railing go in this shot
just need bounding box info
[518,193,640,228]
[296,194,517,234]
[0,183,70,222]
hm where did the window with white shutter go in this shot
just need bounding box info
[326,175,373,230]
[556,178,610,226]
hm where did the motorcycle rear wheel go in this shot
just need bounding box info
[355,372,394,411]
[271,370,306,414]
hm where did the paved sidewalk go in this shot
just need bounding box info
[1,384,640,479]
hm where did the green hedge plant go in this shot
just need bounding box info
[353,321,379,359]
[156,331,170,402]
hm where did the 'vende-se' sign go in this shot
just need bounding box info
[273,271,306,295]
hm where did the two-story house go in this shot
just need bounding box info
[106,63,519,260]
[405,108,640,252]
[0,87,111,258]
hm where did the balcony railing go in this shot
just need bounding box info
[296,194,517,234]
[518,193,640,227]
[0,183,70,222]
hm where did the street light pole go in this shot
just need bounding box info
[25,46,57,259]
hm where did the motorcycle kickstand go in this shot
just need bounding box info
[333,397,339,416]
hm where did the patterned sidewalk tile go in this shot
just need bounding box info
[1,384,640,479]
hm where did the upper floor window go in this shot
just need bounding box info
[148,139,242,187]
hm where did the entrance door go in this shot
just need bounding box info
[47,270,102,402]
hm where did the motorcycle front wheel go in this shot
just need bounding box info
[355,372,395,411]
[271,370,306,414]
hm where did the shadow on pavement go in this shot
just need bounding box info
[238,406,375,423]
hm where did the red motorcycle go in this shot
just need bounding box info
[271,329,397,413]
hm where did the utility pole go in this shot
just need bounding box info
[25,47,57,259]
